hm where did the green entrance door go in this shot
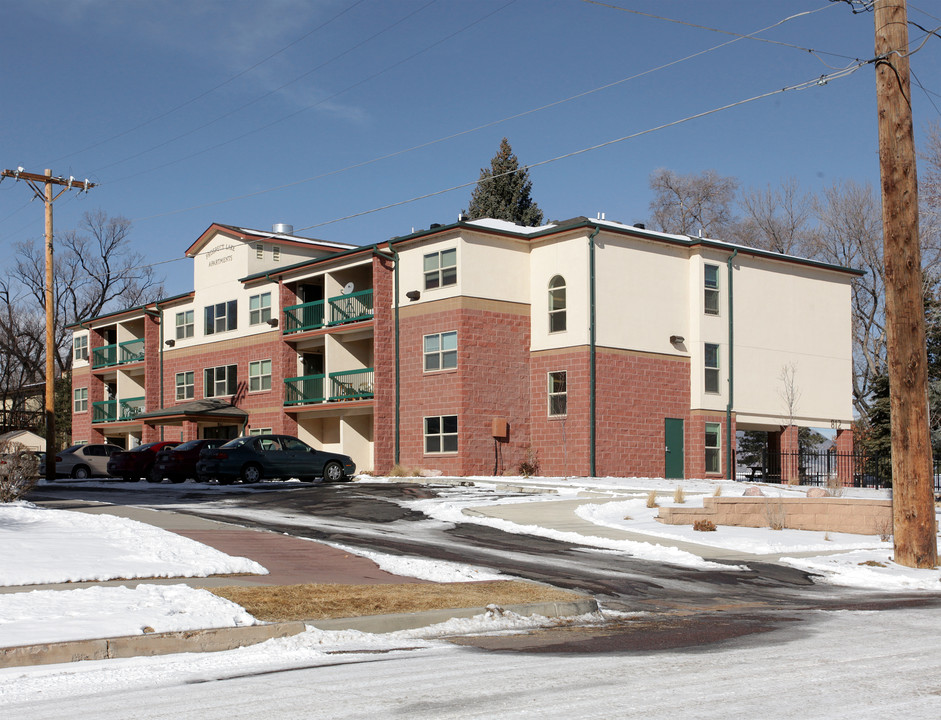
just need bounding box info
[664,418,684,479]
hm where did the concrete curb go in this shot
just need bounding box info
[0,598,598,669]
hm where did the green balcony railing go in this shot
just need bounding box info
[92,339,145,369]
[283,300,326,334]
[329,368,374,401]
[92,396,145,423]
[284,374,326,405]
[328,289,373,326]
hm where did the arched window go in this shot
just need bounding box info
[548,275,566,333]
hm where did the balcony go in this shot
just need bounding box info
[284,368,374,406]
[92,339,145,369]
[284,289,373,335]
[92,396,145,423]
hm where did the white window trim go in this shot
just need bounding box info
[423,249,457,290]
[176,310,194,340]
[704,265,720,316]
[73,335,89,362]
[548,371,567,417]
[423,331,457,372]
[424,415,458,454]
[705,422,722,474]
[704,343,720,394]
[175,371,195,401]
[548,276,566,333]
[73,387,88,413]
[249,293,272,326]
[249,359,272,392]
[205,364,237,398]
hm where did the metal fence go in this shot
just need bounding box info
[737,450,941,492]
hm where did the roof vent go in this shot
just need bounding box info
[272,223,294,235]
[633,223,646,230]
[429,223,443,230]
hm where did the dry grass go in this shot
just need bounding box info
[646,490,658,508]
[210,581,582,622]
[673,486,685,504]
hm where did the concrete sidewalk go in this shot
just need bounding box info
[1,500,598,669]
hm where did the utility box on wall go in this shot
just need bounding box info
[491,417,509,440]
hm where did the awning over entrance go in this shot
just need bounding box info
[135,399,248,425]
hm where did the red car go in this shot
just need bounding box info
[152,439,226,483]
[106,441,181,482]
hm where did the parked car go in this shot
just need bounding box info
[153,439,226,483]
[55,444,123,479]
[107,441,181,482]
[196,434,355,485]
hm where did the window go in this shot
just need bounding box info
[73,387,88,413]
[73,335,88,362]
[548,371,567,416]
[705,422,721,474]
[423,331,457,371]
[175,310,194,340]
[204,364,238,397]
[204,300,238,335]
[255,242,264,260]
[548,276,567,333]
[175,371,194,400]
[704,265,720,316]
[423,249,457,290]
[705,343,720,394]
[249,427,272,436]
[249,293,272,325]
[424,415,458,453]
[272,246,281,262]
[249,359,272,392]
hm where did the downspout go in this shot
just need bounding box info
[373,245,400,466]
[149,306,165,441]
[726,248,738,480]
[588,226,601,478]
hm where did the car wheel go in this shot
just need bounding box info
[145,466,162,483]
[170,476,185,484]
[323,461,344,483]
[240,464,262,483]
[71,465,90,479]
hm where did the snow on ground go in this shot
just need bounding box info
[0,585,257,648]
[323,541,506,582]
[0,502,266,586]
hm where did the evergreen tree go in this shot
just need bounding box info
[464,138,544,226]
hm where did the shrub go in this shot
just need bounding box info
[765,497,786,530]
[693,519,717,532]
[0,441,41,503]
[517,448,539,478]
[673,486,685,504]
[713,486,722,497]
[388,464,422,478]
[646,490,658,508]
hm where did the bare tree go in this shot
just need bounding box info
[648,168,738,237]
[733,178,814,255]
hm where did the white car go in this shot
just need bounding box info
[55,444,122,479]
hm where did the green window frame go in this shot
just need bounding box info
[704,265,720,316]
[175,310,194,340]
[249,359,272,392]
[548,371,567,416]
[175,371,194,401]
[424,415,458,454]
[548,275,567,333]
[705,343,720,394]
[705,422,721,474]
[249,293,272,326]
[423,249,457,290]
[423,331,457,371]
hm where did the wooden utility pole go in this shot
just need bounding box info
[0,168,95,483]
[873,0,938,568]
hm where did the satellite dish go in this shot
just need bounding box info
[341,282,355,295]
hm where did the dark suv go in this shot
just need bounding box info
[106,440,180,482]
[153,439,225,483]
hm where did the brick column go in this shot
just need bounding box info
[183,420,198,442]
[372,254,395,475]
[780,425,800,484]
[835,426,855,486]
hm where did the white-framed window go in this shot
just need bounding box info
[705,422,721,474]
[249,359,272,392]
[423,249,457,290]
[424,415,458,453]
[249,293,272,325]
[272,246,281,262]
[255,242,264,260]
[73,335,89,362]
[73,387,88,413]
[705,343,720,394]
[175,371,194,400]
[175,310,194,340]
[249,427,272,436]
[205,364,238,397]
[704,265,720,316]
[423,331,457,371]
[205,300,237,335]
[548,275,566,333]
[548,371,567,416]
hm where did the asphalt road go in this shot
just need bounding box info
[30,480,941,653]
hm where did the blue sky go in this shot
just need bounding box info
[2,0,940,298]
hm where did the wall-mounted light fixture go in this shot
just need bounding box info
[670,335,684,345]
[405,290,421,301]
[165,339,175,347]
[267,318,279,328]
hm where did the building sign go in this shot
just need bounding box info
[205,243,236,268]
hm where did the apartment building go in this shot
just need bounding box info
[69,216,859,479]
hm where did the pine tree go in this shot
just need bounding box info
[464,138,544,226]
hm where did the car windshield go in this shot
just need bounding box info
[173,440,202,451]
[62,445,83,454]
